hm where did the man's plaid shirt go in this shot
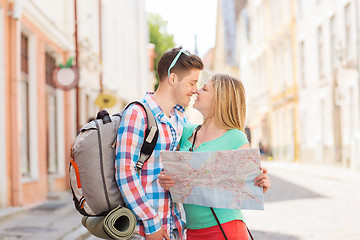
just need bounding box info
[115,93,187,238]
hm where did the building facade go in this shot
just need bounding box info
[76,0,151,124]
[297,0,360,168]
[100,0,150,113]
[237,0,299,162]
[213,0,247,76]
[236,0,360,169]
[1,0,76,207]
[0,0,151,208]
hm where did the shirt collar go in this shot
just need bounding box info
[143,92,186,120]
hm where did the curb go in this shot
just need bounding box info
[0,207,27,226]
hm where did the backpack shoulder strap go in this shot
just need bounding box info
[122,101,159,175]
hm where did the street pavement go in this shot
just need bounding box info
[245,161,360,240]
[0,160,359,240]
[0,192,89,240]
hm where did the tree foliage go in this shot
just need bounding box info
[148,13,175,90]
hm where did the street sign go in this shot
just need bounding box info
[52,66,79,90]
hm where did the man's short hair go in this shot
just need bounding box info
[157,47,204,81]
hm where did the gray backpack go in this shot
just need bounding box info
[70,101,158,216]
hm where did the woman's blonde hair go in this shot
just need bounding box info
[211,74,246,131]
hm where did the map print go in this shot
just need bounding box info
[160,148,264,210]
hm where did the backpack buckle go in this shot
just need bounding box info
[71,147,75,159]
[136,161,144,169]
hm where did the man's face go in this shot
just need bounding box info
[172,69,200,107]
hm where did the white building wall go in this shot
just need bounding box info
[102,0,149,112]
[238,1,293,160]
[136,0,150,95]
[77,0,101,123]
[238,0,360,167]
[40,0,149,125]
[29,0,74,40]
[297,0,360,168]
[237,1,270,146]
[23,1,73,51]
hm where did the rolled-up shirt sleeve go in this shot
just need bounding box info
[115,105,161,235]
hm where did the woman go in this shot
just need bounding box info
[159,74,271,240]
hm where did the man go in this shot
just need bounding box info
[115,47,204,240]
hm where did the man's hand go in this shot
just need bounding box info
[145,227,170,240]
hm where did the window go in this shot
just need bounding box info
[299,41,305,87]
[20,33,30,177]
[243,9,251,41]
[269,0,279,31]
[45,52,58,174]
[344,4,352,59]
[283,0,290,22]
[281,48,286,90]
[255,7,260,43]
[282,49,287,89]
[317,26,324,78]
[275,1,281,29]
[46,52,56,88]
[272,48,280,93]
[349,87,354,138]
[21,34,29,74]
[260,58,266,94]
[297,0,303,19]
[330,16,336,68]
[286,41,293,87]
[274,48,282,93]
[300,110,307,146]
[320,99,326,143]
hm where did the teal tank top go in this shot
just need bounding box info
[178,123,249,229]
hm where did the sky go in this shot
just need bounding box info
[145,0,218,57]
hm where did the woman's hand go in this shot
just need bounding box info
[158,172,175,191]
[254,167,271,194]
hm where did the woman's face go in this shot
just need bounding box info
[193,79,215,118]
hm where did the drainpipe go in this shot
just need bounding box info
[74,0,80,132]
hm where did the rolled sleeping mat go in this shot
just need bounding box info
[82,205,137,239]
